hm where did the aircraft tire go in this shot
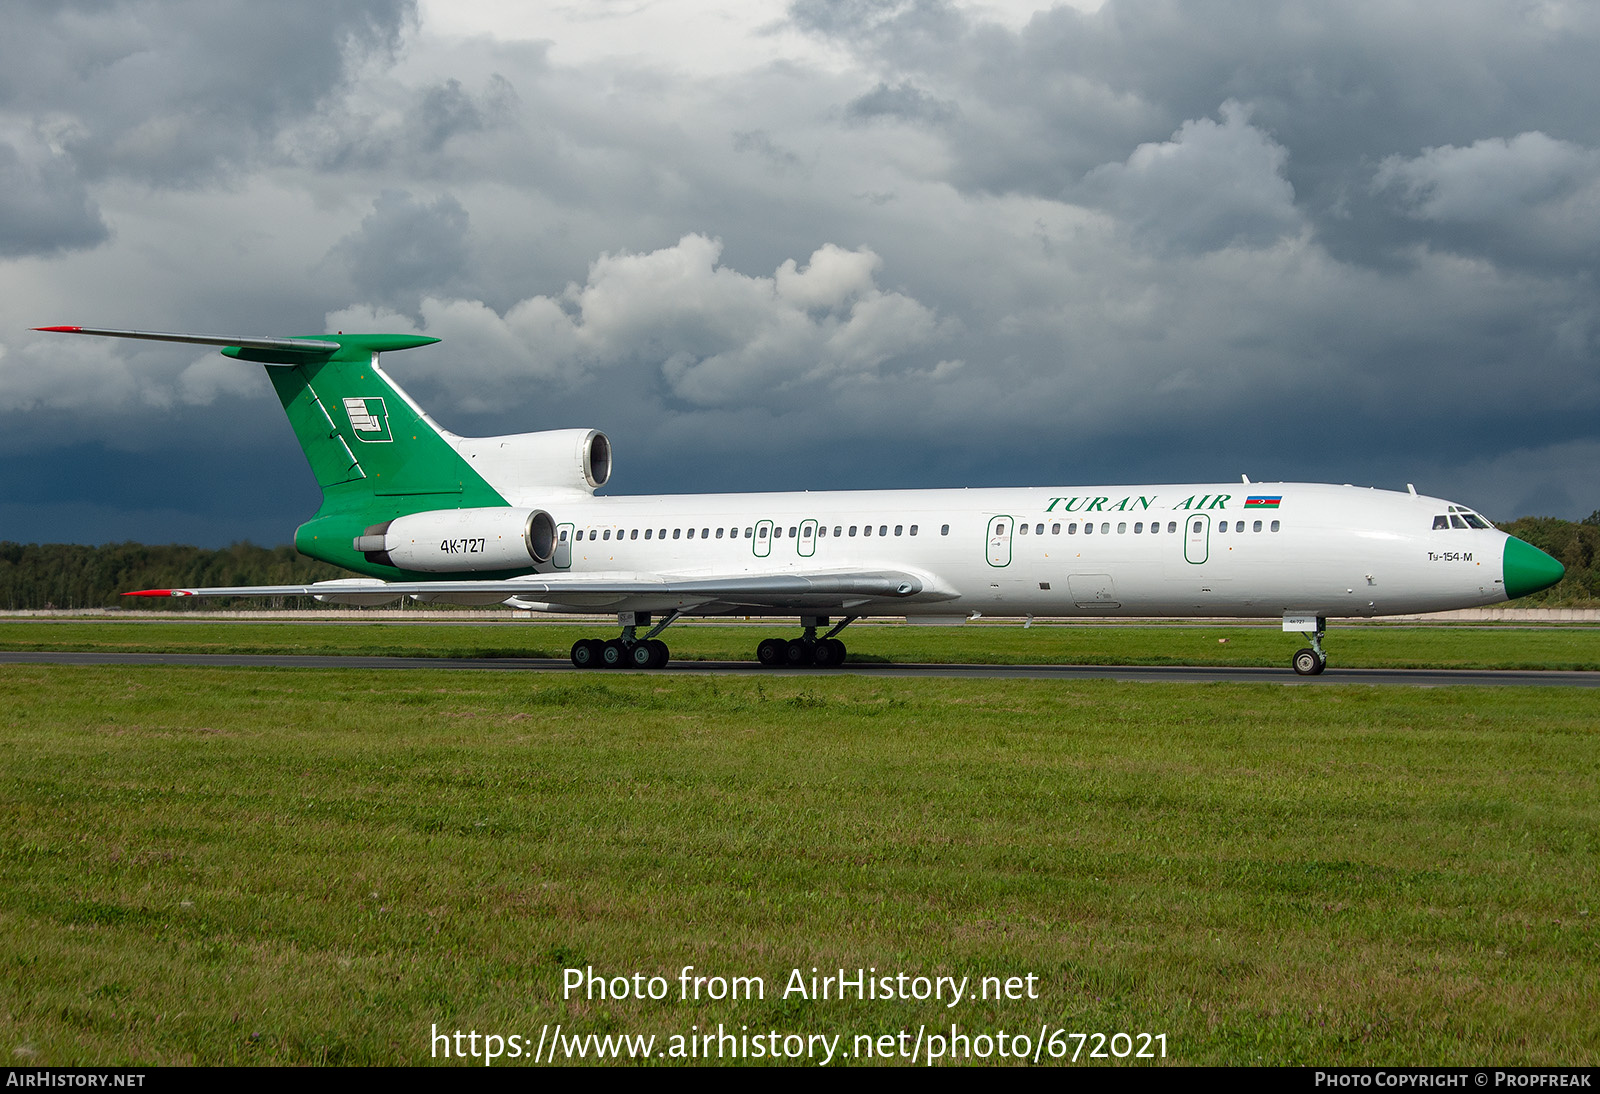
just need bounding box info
[1292,648,1322,676]
[811,638,844,667]
[785,638,815,666]
[571,639,602,669]
[628,642,655,669]
[648,639,669,668]
[602,639,627,668]
[757,638,787,666]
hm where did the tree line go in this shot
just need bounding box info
[0,542,346,611]
[2,515,1598,610]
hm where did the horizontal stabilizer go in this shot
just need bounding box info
[34,326,342,355]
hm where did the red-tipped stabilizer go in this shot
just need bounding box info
[33,326,83,332]
[122,589,193,597]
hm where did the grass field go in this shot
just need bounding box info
[1,663,1596,1066]
[5,618,1600,670]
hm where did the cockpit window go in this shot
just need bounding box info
[1450,515,1468,529]
[1463,514,1490,529]
[1433,515,1449,530]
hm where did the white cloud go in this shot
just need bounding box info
[1078,101,1302,253]
[1373,132,1600,261]
[329,234,942,409]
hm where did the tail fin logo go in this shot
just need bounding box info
[343,397,393,443]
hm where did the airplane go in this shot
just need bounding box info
[35,325,1566,675]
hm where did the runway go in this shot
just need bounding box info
[3,650,1598,686]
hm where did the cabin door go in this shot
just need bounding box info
[986,515,1013,567]
[1183,514,1210,564]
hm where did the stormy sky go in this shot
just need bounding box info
[3,0,1598,546]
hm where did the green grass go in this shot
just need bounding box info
[1,665,1596,1065]
[4,619,1600,670]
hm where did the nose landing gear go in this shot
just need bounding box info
[1287,614,1329,675]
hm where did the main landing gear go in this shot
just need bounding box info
[1290,616,1329,676]
[570,611,678,669]
[756,616,857,669]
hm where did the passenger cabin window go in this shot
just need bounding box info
[1019,523,1029,535]
[559,530,568,542]
[673,529,681,539]
[850,526,858,536]
[716,528,724,539]
[1051,523,1060,534]
[1134,522,1143,533]
[644,529,651,539]
[940,524,950,535]
[879,525,888,536]
[863,525,872,537]
[1084,523,1094,535]
[1271,520,1280,532]
[910,525,918,536]
[834,526,843,536]
[1100,523,1109,534]
[1252,521,1262,532]
[1117,522,1126,534]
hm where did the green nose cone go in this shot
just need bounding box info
[1503,537,1565,599]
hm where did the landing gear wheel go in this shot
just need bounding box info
[1292,647,1326,676]
[811,638,845,667]
[602,639,627,668]
[571,639,603,669]
[785,638,815,666]
[757,638,787,666]
[629,641,656,669]
[648,639,669,668]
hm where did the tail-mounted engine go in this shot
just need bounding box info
[355,508,556,572]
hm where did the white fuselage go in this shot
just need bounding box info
[495,482,1509,618]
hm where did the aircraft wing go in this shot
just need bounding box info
[123,570,952,613]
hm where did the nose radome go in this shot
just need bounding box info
[1502,537,1565,599]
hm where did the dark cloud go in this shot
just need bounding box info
[295,75,522,173]
[845,81,957,125]
[0,0,415,186]
[791,0,1600,269]
[0,140,108,257]
[333,190,472,312]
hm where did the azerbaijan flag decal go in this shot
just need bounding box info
[1244,495,1282,509]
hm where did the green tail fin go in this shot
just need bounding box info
[229,334,508,571]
